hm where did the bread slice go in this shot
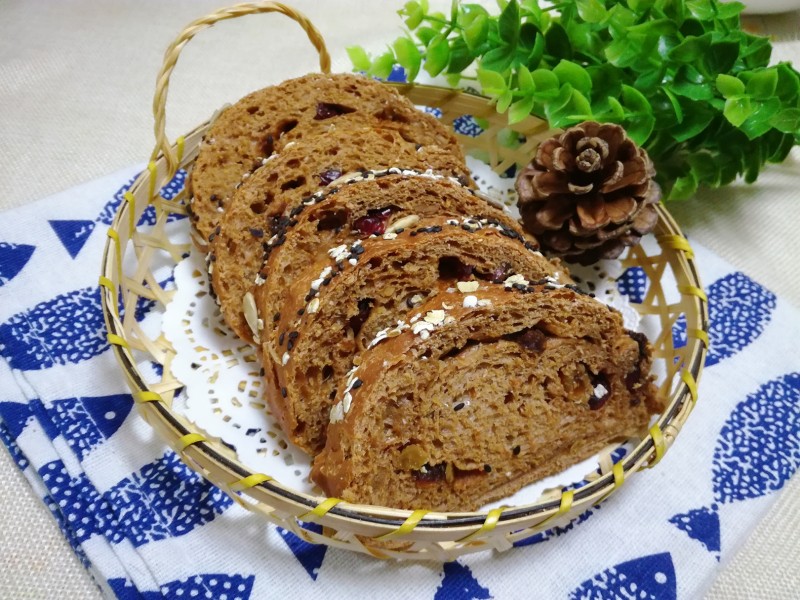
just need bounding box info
[212,132,472,343]
[311,280,662,511]
[261,215,566,453]
[189,73,462,244]
[251,169,536,345]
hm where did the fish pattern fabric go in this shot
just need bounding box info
[0,164,798,599]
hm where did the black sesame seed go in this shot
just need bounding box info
[279,332,285,345]
[259,367,265,376]
[209,254,217,262]
[453,402,465,411]
[249,228,264,238]
[353,245,365,255]
[297,308,305,316]
[352,379,363,389]
[288,331,299,340]
[190,362,200,370]
[245,428,260,436]
[281,387,287,398]
[287,340,294,351]
[394,228,404,234]
[208,232,216,242]
[322,277,332,286]
[513,445,521,456]
[484,464,492,473]
[273,312,280,322]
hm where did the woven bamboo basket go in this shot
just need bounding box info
[99,2,709,561]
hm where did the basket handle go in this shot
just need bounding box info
[151,2,331,174]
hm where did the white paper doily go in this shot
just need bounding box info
[162,156,651,504]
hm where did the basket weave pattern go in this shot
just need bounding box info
[99,2,708,560]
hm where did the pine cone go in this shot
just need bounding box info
[516,121,661,265]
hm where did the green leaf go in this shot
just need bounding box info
[393,38,422,81]
[448,37,474,73]
[481,45,515,72]
[685,0,714,20]
[662,87,684,123]
[531,68,559,91]
[670,104,715,142]
[740,98,782,140]
[687,151,721,187]
[621,84,651,114]
[604,36,641,68]
[627,18,677,37]
[517,65,535,92]
[770,108,800,134]
[464,13,489,51]
[346,46,371,72]
[416,26,440,46]
[670,171,699,200]
[668,33,712,63]
[716,1,745,18]
[401,1,424,29]
[704,41,740,74]
[741,36,772,69]
[629,0,655,11]
[497,89,514,113]
[604,97,626,120]
[723,95,754,127]
[576,0,607,23]
[553,60,592,96]
[635,67,665,91]
[508,95,535,124]
[606,4,637,37]
[368,52,396,80]
[544,22,572,59]
[547,86,593,127]
[478,68,508,94]
[716,74,745,99]
[776,63,800,103]
[424,36,451,77]
[498,0,520,47]
[745,69,779,100]
[524,31,545,69]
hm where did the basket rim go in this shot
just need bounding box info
[100,81,709,535]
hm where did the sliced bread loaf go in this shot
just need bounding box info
[212,134,472,343]
[261,215,566,453]
[311,281,661,511]
[250,169,536,345]
[189,73,462,244]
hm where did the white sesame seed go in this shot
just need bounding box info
[463,295,478,308]
[282,352,290,365]
[457,281,480,293]
[307,298,320,314]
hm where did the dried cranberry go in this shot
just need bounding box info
[353,216,386,236]
[314,102,356,120]
[353,208,392,237]
[318,169,342,186]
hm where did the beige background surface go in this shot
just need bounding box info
[0,1,798,598]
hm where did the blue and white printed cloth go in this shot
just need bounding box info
[0,163,798,600]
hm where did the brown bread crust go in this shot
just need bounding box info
[260,215,565,453]
[311,282,662,511]
[189,73,462,244]
[254,170,538,346]
[211,131,472,343]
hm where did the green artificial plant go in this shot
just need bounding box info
[348,0,800,200]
